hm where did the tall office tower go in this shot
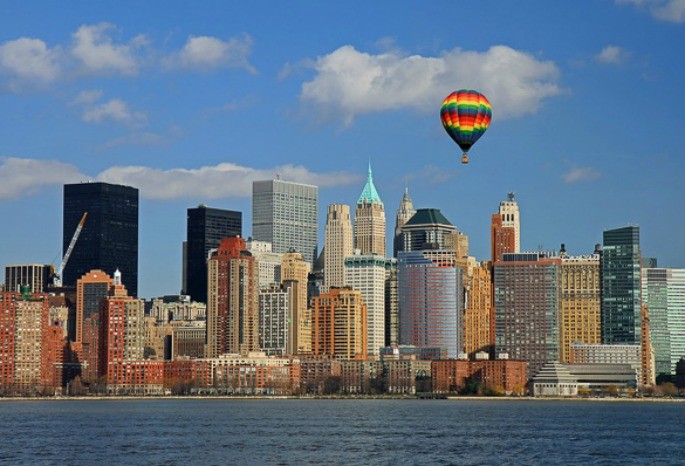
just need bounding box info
[75,270,113,343]
[491,214,516,263]
[185,205,242,303]
[207,237,259,357]
[281,251,312,353]
[394,187,416,257]
[63,182,139,297]
[258,284,292,356]
[384,258,399,347]
[559,252,601,362]
[323,204,353,291]
[398,249,463,358]
[494,252,561,379]
[642,268,685,378]
[247,240,283,288]
[354,163,386,257]
[602,226,642,344]
[397,208,456,253]
[4,264,55,294]
[498,192,521,252]
[311,287,367,360]
[462,259,493,357]
[252,178,318,264]
[345,252,387,356]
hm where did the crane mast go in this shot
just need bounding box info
[53,212,87,287]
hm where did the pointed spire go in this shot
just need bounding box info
[358,161,383,206]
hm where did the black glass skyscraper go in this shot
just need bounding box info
[63,182,139,296]
[185,205,242,303]
[602,226,641,344]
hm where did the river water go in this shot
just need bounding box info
[0,399,683,464]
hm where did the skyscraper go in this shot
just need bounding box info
[394,187,416,258]
[324,204,353,291]
[397,208,456,253]
[281,251,312,354]
[345,252,387,356]
[252,178,318,264]
[462,259,493,358]
[602,226,642,344]
[498,192,521,252]
[559,252,601,362]
[494,252,561,378]
[185,205,242,303]
[398,249,463,358]
[642,267,685,377]
[63,182,139,297]
[354,163,386,257]
[206,237,259,357]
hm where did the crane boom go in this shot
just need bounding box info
[55,212,87,286]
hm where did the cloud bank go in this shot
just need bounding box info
[0,157,360,200]
[0,24,256,91]
[298,45,562,125]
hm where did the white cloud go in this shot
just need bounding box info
[617,0,685,22]
[0,37,61,84]
[0,157,360,200]
[71,23,145,75]
[81,98,146,126]
[0,157,86,199]
[71,90,146,127]
[299,45,561,125]
[174,34,256,73]
[562,166,602,184]
[595,45,630,64]
[98,163,360,199]
[70,89,103,106]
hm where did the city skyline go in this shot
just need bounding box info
[1,2,685,297]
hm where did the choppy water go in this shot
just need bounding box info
[0,398,683,465]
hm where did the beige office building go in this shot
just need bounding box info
[324,204,353,291]
[559,253,601,362]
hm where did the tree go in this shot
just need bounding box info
[69,376,88,396]
[657,382,678,397]
[322,376,341,395]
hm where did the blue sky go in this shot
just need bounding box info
[1,1,684,297]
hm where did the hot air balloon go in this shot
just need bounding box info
[440,89,492,164]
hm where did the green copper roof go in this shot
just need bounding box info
[357,162,383,206]
[404,208,453,227]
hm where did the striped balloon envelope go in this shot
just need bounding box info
[440,89,492,164]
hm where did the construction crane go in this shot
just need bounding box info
[53,212,87,287]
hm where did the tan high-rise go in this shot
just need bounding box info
[281,251,312,353]
[394,187,416,257]
[311,287,367,360]
[324,204,353,291]
[462,259,493,357]
[207,237,259,357]
[559,254,601,362]
[354,164,386,257]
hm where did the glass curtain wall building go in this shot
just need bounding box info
[398,249,462,358]
[601,226,641,344]
[252,179,318,265]
[63,182,138,297]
